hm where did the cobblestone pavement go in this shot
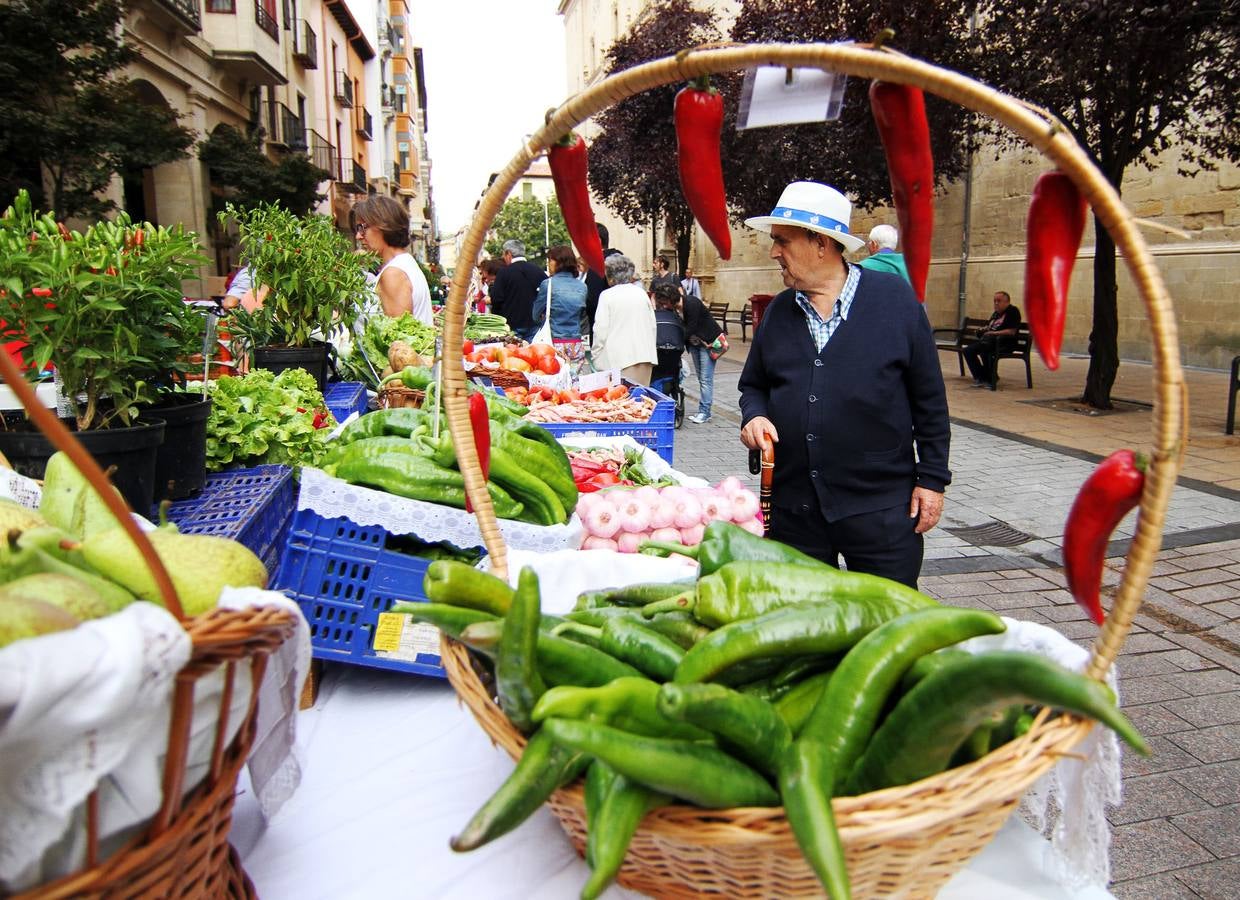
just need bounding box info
[665,347,1240,899]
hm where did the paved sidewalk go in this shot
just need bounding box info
[665,345,1240,899]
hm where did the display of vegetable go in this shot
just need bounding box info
[567,446,674,493]
[869,80,934,302]
[1063,449,1147,625]
[339,312,438,388]
[204,368,336,471]
[547,130,607,278]
[1024,170,1088,370]
[674,77,731,260]
[576,477,762,553]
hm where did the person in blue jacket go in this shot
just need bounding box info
[738,182,951,588]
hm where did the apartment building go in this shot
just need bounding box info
[119,0,435,275]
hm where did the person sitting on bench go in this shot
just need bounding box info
[963,290,1021,390]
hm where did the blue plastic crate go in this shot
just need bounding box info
[161,465,295,575]
[537,383,675,464]
[271,507,449,678]
[324,381,369,423]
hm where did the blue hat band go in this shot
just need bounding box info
[770,207,850,236]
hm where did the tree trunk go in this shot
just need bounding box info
[1082,214,1119,409]
[676,230,691,276]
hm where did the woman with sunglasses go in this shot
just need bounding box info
[352,195,433,325]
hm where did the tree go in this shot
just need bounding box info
[586,0,721,272]
[484,196,570,266]
[0,0,196,219]
[199,125,331,218]
[975,0,1240,408]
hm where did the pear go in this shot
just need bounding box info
[0,497,48,534]
[80,529,268,617]
[0,535,136,613]
[0,572,109,620]
[0,595,80,649]
[37,451,124,540]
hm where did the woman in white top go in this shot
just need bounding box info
[353,195,433,325]
[591,254,657,385]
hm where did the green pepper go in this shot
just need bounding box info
[422,561,515,616]
[497,568,546,734]
[540,717,779,809]
[459,621,643,686]
[584,581,693,607]
[380,364,434,391]
[531,677,709,740]
[899,647,971,693]
[640,520,823,576]
[581,775,669,900]
[338,407,429,444]
[846,651,1150,795]
[643,560,936,629]
[801,607,1007,790]
[779,738,851,900]
[773,669,835,735]
[490,426,577,512]
[549,620,604,648]
[583,761,620,869]
[388,602,495,640]
[599,617,685,681]
[674,594,938,685]
[656,682,791,777]
[335,451,525,520]
[334,435,427,468]
[566,607,712,650]
[449,728,588,852]
[423,428,567,526]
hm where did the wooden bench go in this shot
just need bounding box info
[934,317,1034,388]
[1227,354,1239,435]
[709,301,755,342]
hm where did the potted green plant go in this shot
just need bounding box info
[0,189,206,510]
[219,202,372,390]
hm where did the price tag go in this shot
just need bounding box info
[578,369,618,393]
[736,63,849,130]
[373,612,405,652]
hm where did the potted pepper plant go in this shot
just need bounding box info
[219,202,371,390]
[0,189,206,511]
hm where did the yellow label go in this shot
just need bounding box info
[373,612,405,652]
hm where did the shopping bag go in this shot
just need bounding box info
[708,333,730,361]
[531,278,554,345]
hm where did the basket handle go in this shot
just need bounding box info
[0,351,185,619]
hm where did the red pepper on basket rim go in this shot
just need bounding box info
[868,81,934,302]
[674,77,731,260]
[1063,449,1147,625]
[1024,171,1087,371]
[547,131,607,278]
[465,392,491,514]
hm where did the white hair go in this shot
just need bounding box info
[868,224,899,250]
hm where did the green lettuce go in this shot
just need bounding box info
[204,368,336,471]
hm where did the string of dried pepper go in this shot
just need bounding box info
[868,81,934,302]
[674,77,731,260]
[1025,171,1087,370]
[547,131,607,277]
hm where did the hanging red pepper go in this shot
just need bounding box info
[1063,449,1147,625]
[547,131,607,277]
[1025,171,1087,371]
[464,392,491,513]
[868,81,934,302]
[674,77,731,260]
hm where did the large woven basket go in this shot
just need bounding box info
[436,41,1183,898]
[0,356,296,899]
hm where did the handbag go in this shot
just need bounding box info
[708,332,730,361]
[531,277,554,345]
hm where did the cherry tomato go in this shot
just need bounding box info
[463,340,474,355]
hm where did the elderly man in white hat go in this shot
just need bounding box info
[738,182,950,588]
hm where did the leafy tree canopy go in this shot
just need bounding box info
[484,195,570,266]
[199,125,331,219]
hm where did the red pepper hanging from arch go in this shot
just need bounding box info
[674,77,731,260]
[464,392,491,514]
[547,131,607,278]
[868,81,934,302]
[1024,171,1087,371]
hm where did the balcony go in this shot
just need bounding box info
[338,157,368,193]
[308,129,336,178]
[292,19,317,69]
[254,1,279,41]
[204,2,286,85]
[334,70,353,108]
[380,85,394,116]
[266,101,305,150]
[143,0,201,33]
[356,108,373,141]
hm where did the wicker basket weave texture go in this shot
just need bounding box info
[435,39,1182,900]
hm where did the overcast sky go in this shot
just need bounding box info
[410,0,568,235]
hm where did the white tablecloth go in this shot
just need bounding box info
[232,666,1114,899]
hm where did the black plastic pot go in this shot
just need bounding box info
[253,341,330,392]
[0,413,166,514]
[145,394,212,502]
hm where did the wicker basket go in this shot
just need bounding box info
[435,41,1183,899]
[0,356,296,899]
[377,384,426,409]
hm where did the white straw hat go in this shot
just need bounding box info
[744,181,865,253]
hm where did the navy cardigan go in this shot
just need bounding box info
[738,270,951,522]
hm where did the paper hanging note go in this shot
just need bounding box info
[736,64,849,130]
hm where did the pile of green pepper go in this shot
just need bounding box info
[321,372,577,526]
[403,524,1149,899]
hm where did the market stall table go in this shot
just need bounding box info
[232,666,1116,900]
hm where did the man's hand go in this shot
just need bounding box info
[909,486,944,534]
[741,416,778,452]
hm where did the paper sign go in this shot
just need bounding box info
[372,612,405,652]
[736,64,849,130]
[373,612,442,661]
[578,369,619,393]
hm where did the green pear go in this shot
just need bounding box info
[0,497,48,534]
[80,529,268,617]
[0,572,109,620]
[0,538,136,613]
[0,595,80,649]
[37,451,124,540]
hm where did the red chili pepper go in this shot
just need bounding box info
[674,78,731,260]
[464,392,491,513]
[586,472,622,489]
[547,131,606,277]
[868,81,934,302]
[1063,449,1147,625]
[56,222,71,241]
[31,287,52,298]
[1024,171,1087,371]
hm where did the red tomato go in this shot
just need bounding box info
[536,355,561,375]
[605,385,629,401]
[530,343,556,359]
[462,340,474,354]
[584,388,609,400]
[514,345,538,365]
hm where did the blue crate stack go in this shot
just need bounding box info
[324,381,369,424]
[538,383,676,464]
